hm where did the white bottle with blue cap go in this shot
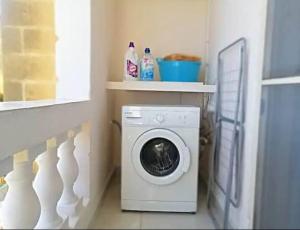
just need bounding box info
[140,48,154,81]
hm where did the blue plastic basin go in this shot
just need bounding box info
[157,58,201,82]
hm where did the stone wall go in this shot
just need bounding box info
[1,0,56,101]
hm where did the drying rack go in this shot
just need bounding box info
[208,38,247,229]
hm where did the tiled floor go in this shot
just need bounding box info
[89,172,215,229]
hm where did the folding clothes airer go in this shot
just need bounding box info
[207,38,247,229]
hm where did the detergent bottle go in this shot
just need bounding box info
[124,42,139,81]
[140,48,154,81]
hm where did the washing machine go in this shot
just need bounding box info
[121,105,201,213]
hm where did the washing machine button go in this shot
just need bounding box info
[156,114,165,123]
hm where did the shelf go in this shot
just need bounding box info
[106,81,216,93]
[262,76,300,86]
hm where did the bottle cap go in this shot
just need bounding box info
[129,42,135,48]
[145,48,151,53]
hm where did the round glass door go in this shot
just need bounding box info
[140,138,180,177]
[131,129,191,185]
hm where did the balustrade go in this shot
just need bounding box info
[0,123,91,229]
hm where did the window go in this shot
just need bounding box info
[0,0,90,103]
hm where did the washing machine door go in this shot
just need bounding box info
[132,129,191,185]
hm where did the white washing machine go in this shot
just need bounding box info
[121,105,201,213]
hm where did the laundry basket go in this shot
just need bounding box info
[157,58,201,82]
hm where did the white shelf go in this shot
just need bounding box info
[106,81,216,93]
[262,76,300,86]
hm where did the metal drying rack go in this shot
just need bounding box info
[208,38,247,229]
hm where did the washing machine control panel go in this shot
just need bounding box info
[123,108,200,128]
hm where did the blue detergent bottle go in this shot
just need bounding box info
[140,48,154,81]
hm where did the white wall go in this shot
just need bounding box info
[110,0,210,166]
[55,0,91,100]
[111,0,209,81]
[208,0,268,228]
[55,0,116,210]
[87,0,116,213]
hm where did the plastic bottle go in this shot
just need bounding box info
[140,48,154,81]
[124,42,139,81]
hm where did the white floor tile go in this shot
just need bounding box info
[141,212,215,229]
[90,212,142,229]
[89,172,215,229]
[99,183,121,214]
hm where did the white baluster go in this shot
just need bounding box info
[33,145,64,229]
[0,156,11,229]
[0,159,40,229]
[74,124,91,203]
[57,133,80,218]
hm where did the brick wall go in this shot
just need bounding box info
[1,0,56,101]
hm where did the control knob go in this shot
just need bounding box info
[156,114,165,123]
